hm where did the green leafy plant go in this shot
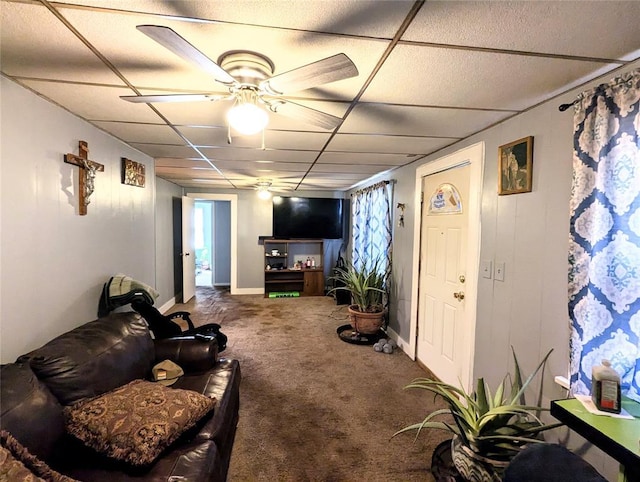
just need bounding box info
[329,257,386,313]
[394,348,562,461]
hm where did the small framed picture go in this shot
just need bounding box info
[498,136,533,195]
[121,158,145,188]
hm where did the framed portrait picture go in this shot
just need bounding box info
[121,158,145,188]
[498,136,533,195]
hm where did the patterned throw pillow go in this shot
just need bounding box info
[0,430,78,482]
[63,380,216,466]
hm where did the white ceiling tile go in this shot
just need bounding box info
[155,159,212,169]
[361,44,614,110]
[404,1,640,61]
[341,104,512,138]
[92,121,185,144]
[328,133,455,154]
[317,151,418,166]
[198,147,318,163]
[156,166,222,178]
[0,2,124,85]
[18,80,164,124]
[312,163,388,174]
[130,143,199,158]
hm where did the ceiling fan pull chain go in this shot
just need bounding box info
[227,122,232,145]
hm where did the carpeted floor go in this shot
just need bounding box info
[168,287,451,481]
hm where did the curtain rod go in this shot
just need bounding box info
[351,180,394,197]
[558,100,577,112]
[559,67,640,112]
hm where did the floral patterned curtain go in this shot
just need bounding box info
[568,68,640,402]
[351,181,393,290]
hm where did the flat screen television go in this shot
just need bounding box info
[272,197,344,239]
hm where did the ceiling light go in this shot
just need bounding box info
[257,189,272,200]
[227,89,268,136]
[256,180,272,200]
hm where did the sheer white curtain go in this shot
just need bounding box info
[351,181,393,303]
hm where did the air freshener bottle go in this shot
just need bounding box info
[591,359,621,413]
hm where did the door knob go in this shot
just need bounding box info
[453,291,465,301]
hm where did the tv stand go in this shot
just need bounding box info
[264,239,324,297]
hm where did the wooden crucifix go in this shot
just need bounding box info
[64,141,104,215]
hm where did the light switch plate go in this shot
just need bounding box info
[481,260,493,279]
[494,262,505,282]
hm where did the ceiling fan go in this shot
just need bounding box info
[121,25,359,134]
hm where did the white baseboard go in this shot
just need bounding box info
[158,297,176,314]
[386,326,413,360]
[232,288,264,295]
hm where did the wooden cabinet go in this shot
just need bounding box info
[303,270,324,296]
[264,239,324,297]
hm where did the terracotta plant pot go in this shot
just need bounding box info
[347,305,384,334]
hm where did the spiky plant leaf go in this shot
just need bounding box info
[394,347,559,463]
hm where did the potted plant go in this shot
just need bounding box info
[393,348,562,482]
[329,257,386,334]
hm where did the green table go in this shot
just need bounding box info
[551,398,640,481]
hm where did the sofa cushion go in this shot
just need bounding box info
[0,430,78,482]
[63,380,216,466]
[60,439,222,482]
[0,363,65,461]
[19,313,155,405]
[174,360,240,448]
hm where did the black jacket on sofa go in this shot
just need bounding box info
[1,312,241,481]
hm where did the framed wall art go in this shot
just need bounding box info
[121,158,145,188]
[498,136,533,195]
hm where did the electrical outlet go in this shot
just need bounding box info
[481,260,493,279]
[494,262,505,282]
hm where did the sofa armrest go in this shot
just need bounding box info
[154,336,218,372]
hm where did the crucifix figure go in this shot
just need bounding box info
[64,141,104,215]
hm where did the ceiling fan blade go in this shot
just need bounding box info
[121,93,231,103]
[137,25,236,85]
[260,53,358,95]
[268,100,342,130]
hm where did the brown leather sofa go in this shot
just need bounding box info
[0,312,241,481]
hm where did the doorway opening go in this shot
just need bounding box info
[194,200,232,289]
[184,193,237,295]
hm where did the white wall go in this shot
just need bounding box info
[0,78,156,363]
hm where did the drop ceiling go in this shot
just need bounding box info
[2,0,639,192]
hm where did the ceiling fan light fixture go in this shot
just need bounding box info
[256,180,272,200]
[227,89,268,135]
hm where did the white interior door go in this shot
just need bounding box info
[417,164,470,385]
[182,195,196,303]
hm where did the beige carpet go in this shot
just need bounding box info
[169,287,450,481]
